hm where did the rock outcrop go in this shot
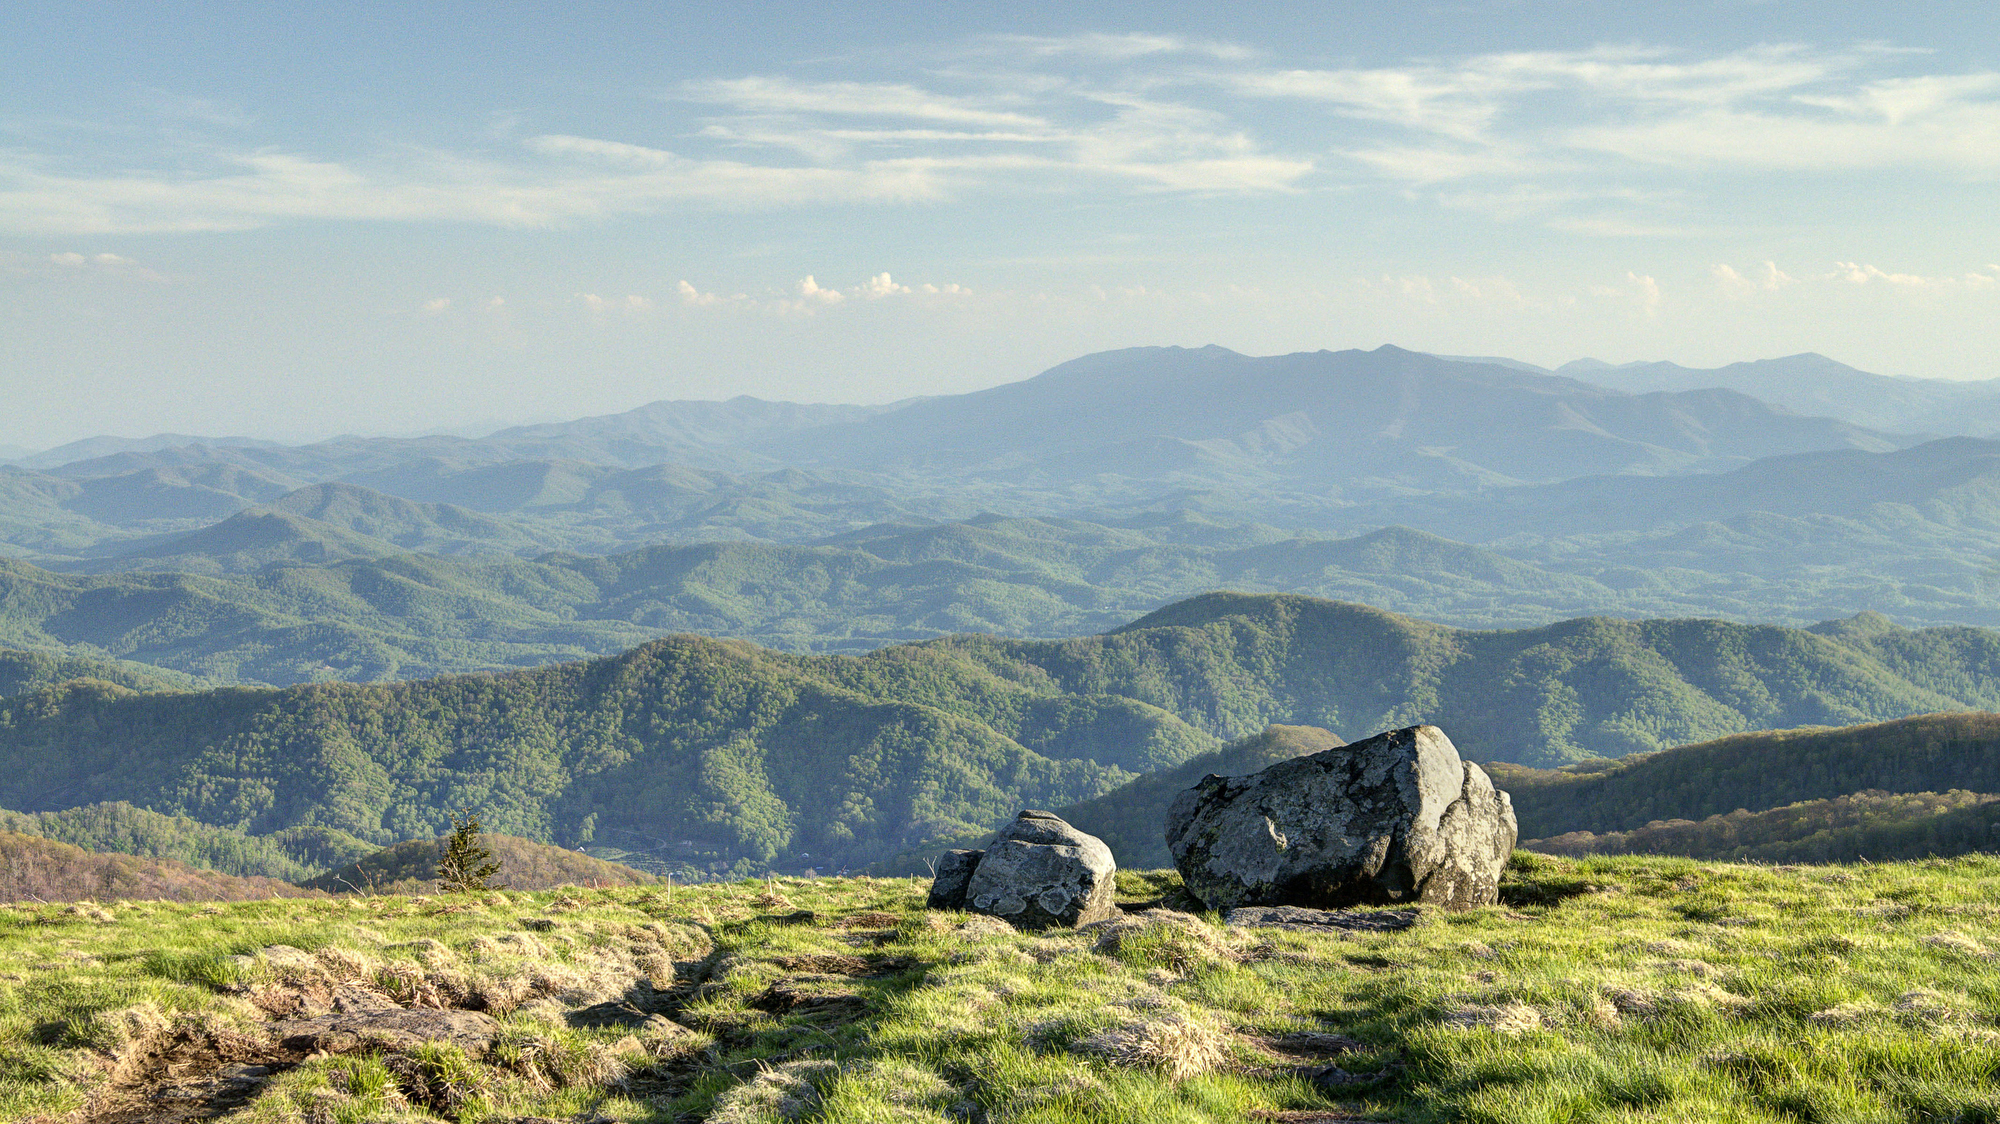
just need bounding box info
[928,810,1118,930]
[925,849,982,911]
[1164,725,1515,911]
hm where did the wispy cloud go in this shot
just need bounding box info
[980,32,1257,62]
[1711,260,2000,295]
[680,77,1045,128]
[3,39,1995,236]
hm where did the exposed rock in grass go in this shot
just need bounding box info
[925,848,981,910]
[1222,904,1422,933]
[1167,725,1516,912]
[960,810,1119,931]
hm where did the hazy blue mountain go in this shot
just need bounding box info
[17,433,284,471]
[1382,436,2000,541]
[1556,353,2000,436]
[97,485,547,574]
[478,395,895,470]
[775,345,1908,488]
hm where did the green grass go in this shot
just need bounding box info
[6,855,2000,1121]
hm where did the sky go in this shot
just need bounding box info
[4,1,1999,450]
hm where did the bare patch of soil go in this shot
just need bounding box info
[87,1027,302,1124]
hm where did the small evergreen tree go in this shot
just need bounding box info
[436,808,501,893]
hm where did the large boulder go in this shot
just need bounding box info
[940,810,1119,930]
[1165,725,1515,911]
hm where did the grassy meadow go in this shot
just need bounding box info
[4,853,2000,1122]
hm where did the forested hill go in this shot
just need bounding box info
[0,639,1217,879]
[1494,711,2000,839]
[0,649,205,698]
[947,592,2000,765]
[9,592,2000,877]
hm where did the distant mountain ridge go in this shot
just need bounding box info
[1552,353,2000,436]
[774,345,1906,489]
[5,346,1918,566]
[11,342,2000,659]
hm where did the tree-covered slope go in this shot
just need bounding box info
[948,592,2000,765]
[0,648,204,698]
[1491,711,2000,838]
[0,637,1216,877]
[0,521,1635,684]
[1522,788,2000,865]
[10,592,2000,878]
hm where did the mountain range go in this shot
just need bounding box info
[12,592,2000,880]
[6,344,2000,674]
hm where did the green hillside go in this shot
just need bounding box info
[0,830,313,903]
[11,593,2000,877]
[0,637,1216,878]
[942,592,2000,765]
[0,648,203,698]
[1523,788,2000,864]
[0,802,368,881]
[1492,711,2000,837]
[0,519,1640,685]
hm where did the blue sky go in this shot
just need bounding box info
[4,1,1999,449]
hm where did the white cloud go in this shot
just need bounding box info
[526,134,675,167]
[681,77,1044,128]
[421,297,452,314]
[1713,261,1796,295]
[1627,272,1662,316]
[7,39,1993,238]
[677,280,722,306]
[797,275,844,304]
[857,272,908,298]
[1706,260,2000,295]
[1835,261,1954,287]
[1236,44,2000,181]
[985,33,1256,62]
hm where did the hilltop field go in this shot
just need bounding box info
[7,854,2000,1124]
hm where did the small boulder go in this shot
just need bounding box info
[1165,725,1515,912]
[956,810,1118,930]
[926,848,983,910]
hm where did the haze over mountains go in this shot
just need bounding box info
[8,342,2000,682]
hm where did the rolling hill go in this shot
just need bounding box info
[0,830,313,903]
[300,833,660,893]
[13,593,2000,877]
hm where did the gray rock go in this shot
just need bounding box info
[962,810,1118,930]
[1223,905,1421,932]
[926,848,983,910]
[1165,725,1515,912]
